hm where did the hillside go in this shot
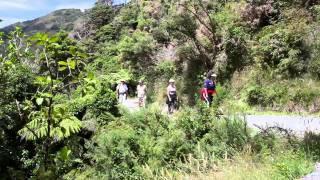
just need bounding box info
[0,9,84,35]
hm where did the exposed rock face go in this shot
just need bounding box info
[155,44,177,62]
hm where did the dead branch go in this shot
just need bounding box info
[253,124,297,145]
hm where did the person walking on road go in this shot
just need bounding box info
[116,79,128,104]
[202,73,217,107]
[166,79,178,114]
[137,80,147,108]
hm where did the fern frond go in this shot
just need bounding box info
[59,116,82,138]
[19,106,82,141]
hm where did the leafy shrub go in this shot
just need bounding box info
[302,132,320,159]
[95,24,118,43]
[91,122,142,179]
[136,13,155,30]
[63,167,96,180]
[243,76,320,112]
[290,89,319,107]
[251,132,278,153]
[245,82,290,108]
[175,108,251,158]
[69,75,119,118]
[0,63,35,127]
[84,107,260,178]
[112,3,139,32]
[211,4,252,80]
[117,31,156,76]
[273,150,313,179]
[212,84,230,109]
[223,33,250,79]
[246,85,267,106]
[265,85,289,105]
[152,129,192,166]
[151,26,170,45]
[200,117,251,157]
[89,88,118,116]
[309,57,320,79]
[254,11,310,78]
[121,108,170,137]
[276,49,306,77]
[241,0,279,30]
[118,31,155,58]
[154,60,176,81]
[88,3,115,29]
[175,108,212,142]
[121,108,192,168]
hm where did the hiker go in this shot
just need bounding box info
[116,79,128,104]
[202,73,217,107]
[166,79,178,114]
[137,80,147,107]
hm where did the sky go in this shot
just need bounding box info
[0,0,127,28]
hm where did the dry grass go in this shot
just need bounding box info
[141,144,314,180]
[175,153,273,180]
[142,148,277,180]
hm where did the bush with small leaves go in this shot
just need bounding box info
[90,122,143,179]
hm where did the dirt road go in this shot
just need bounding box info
[245,115,320,135]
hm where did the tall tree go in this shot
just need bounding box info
[0,27,35,178]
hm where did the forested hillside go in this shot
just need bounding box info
[1,9,85,35]
[1,0,320,179]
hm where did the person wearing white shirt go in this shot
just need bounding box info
[136,80,147,108]
[116,79,128,104]
[166,79,177,114]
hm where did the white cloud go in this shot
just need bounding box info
[0,0,35,10]
[0,17,25,28]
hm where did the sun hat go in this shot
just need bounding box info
[169,79,175,83]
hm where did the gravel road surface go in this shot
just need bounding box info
[245,115,320,135]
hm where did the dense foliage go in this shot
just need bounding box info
[1,0,320,179]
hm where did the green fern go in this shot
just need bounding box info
[19,105,82,141]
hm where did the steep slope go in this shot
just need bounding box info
[0,9,84,35]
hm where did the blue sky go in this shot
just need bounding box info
[0,0,127,28]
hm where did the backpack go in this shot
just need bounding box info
[204,79,215,90]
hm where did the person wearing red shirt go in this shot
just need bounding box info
[202,73,217,106]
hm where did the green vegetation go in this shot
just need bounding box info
[62,106,315,179]
[1,0,320,179]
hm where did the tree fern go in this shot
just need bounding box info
[19,105,82,141]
